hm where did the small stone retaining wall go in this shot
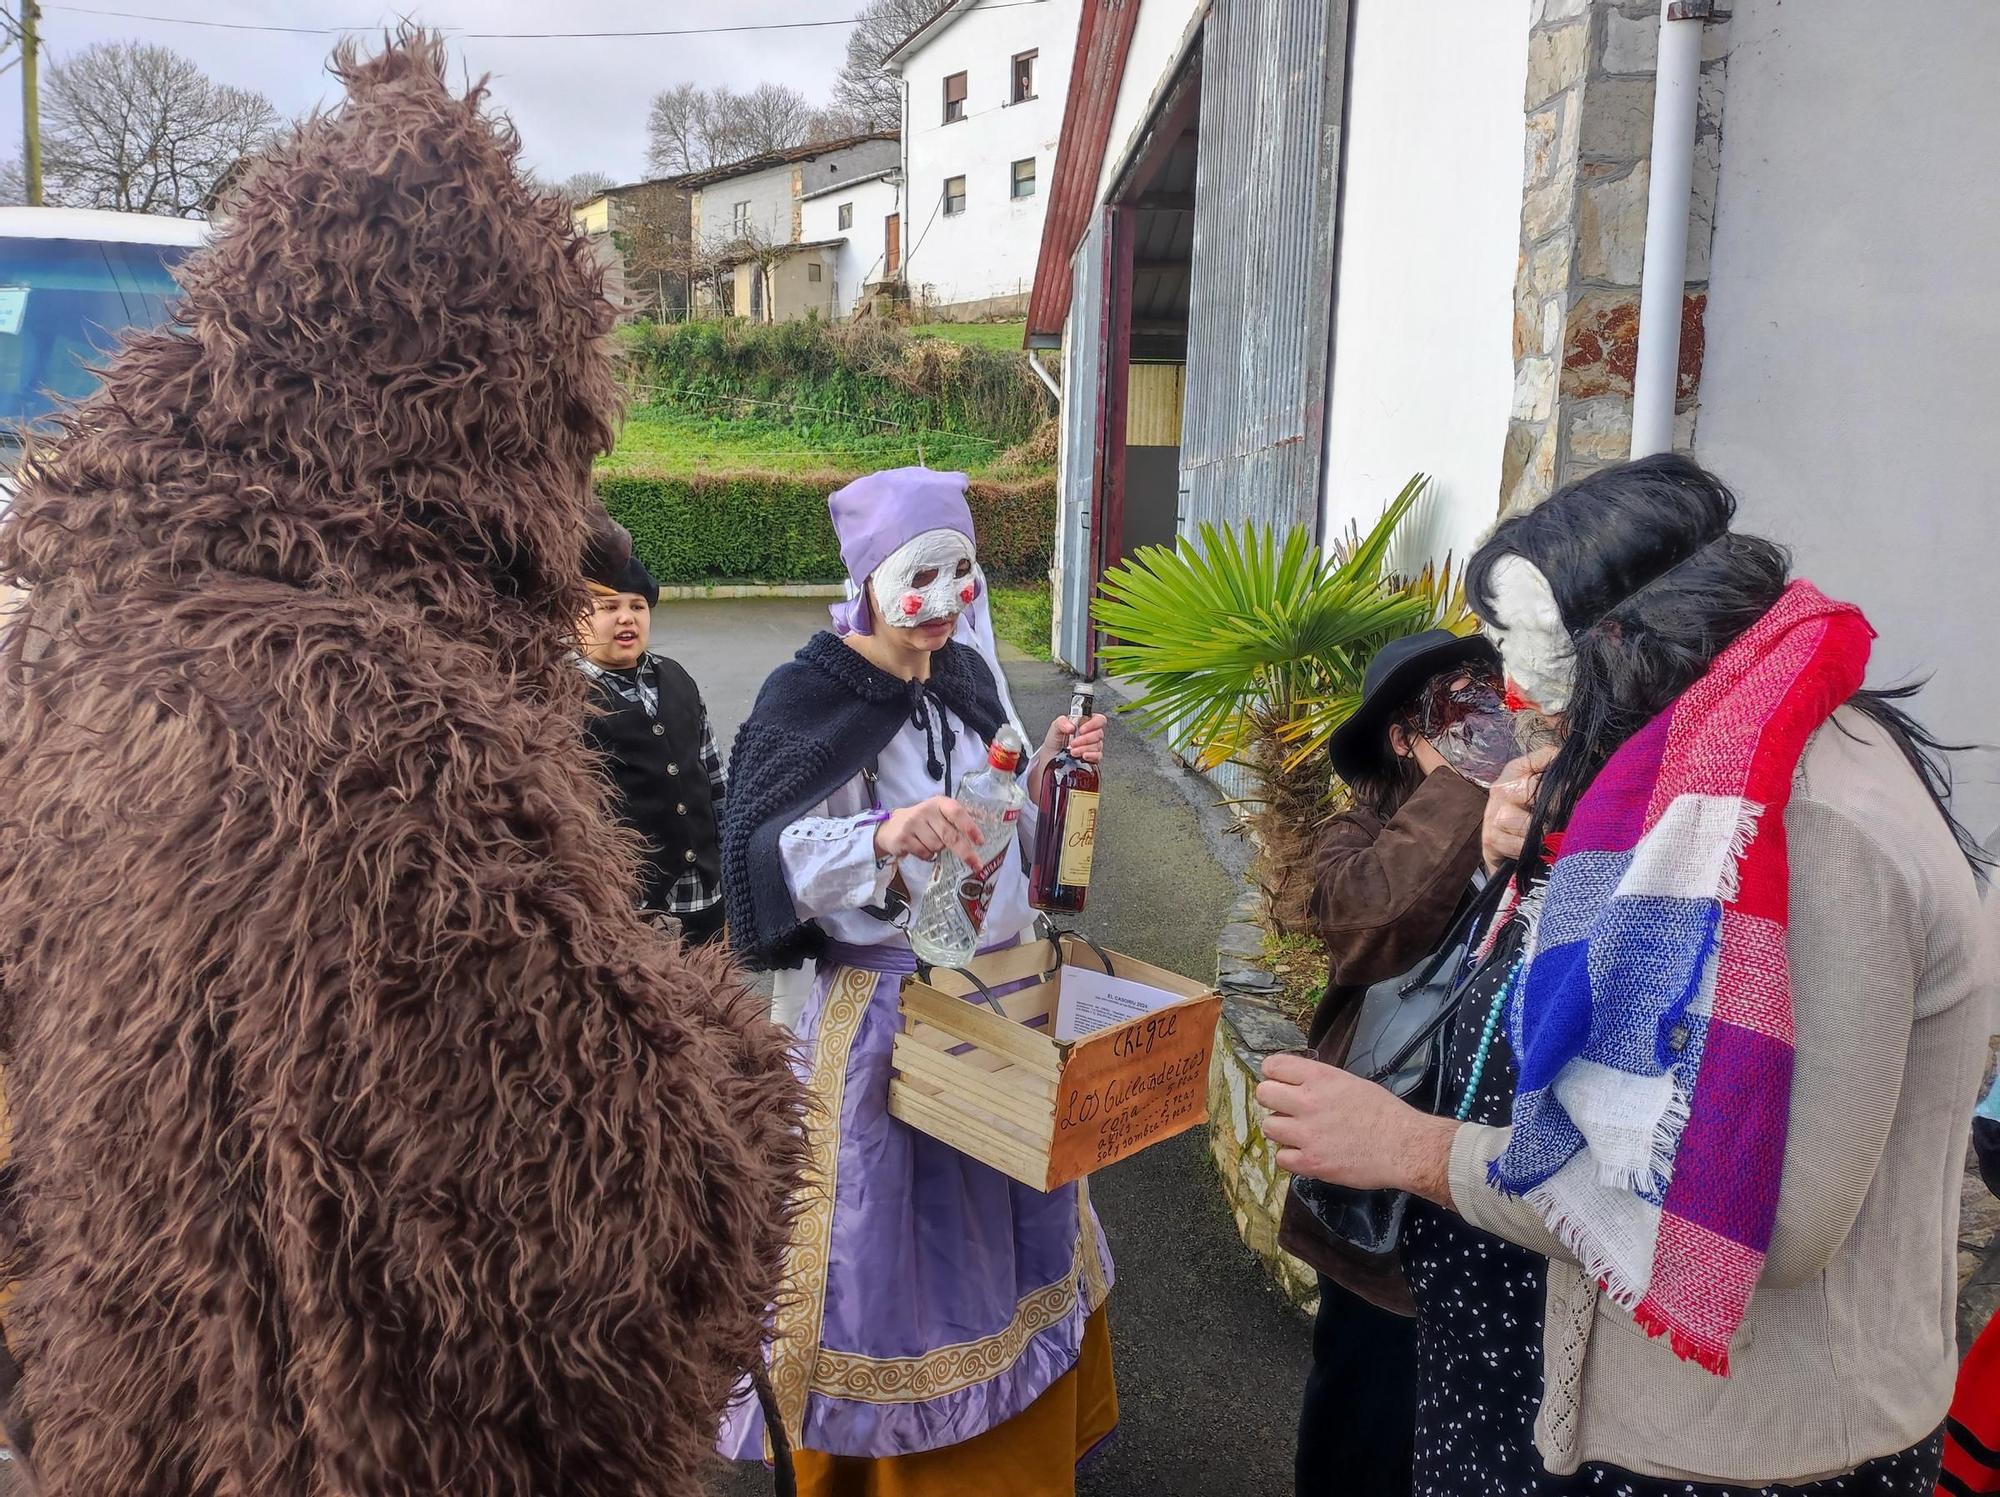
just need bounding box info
[1206,889,1317,1311]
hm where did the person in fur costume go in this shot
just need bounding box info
[0,30,805,1497]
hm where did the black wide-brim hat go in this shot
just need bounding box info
[1327,629,1502,786]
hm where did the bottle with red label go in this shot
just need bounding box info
[1029,683,1100,914]
[908,726,1027,968]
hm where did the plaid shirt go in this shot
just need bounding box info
[578,652,726,915]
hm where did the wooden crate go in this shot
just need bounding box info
[888,936,1223,1192]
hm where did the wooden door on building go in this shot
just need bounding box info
[885,214,901,277]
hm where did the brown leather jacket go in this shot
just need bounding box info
[1302,767,1487,1054]
[1279,766,1487,1302]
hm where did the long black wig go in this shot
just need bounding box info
[1466,453,1984,880]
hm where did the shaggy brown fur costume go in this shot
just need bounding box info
[0,32,804,1496]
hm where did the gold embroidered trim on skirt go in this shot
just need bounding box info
[809,1229,1091,1405]
[767,964,876,1443]
[1078,1178,1110,1315]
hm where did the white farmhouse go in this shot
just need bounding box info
[798,170,905,319]
[685,133,899,320]
[889,0,1083,320]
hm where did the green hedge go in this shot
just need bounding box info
[597,469,1057,587]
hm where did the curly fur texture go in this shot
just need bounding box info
[0,31,805,1496]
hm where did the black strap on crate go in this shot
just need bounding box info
[1033,914,1115,979]
[912,957,1010,1017]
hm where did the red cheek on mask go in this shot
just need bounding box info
[959,584,976,605]
[1503,681,1538,714]
[900,594,922,617]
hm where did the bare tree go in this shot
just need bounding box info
[646,81,841,179]
[552,169,616,206]
[722,82,815,156]
[804,105,875,144]
[719,222,799,324]
[645,82,731,178]
[618,182,696,319]
[688,227,739,317]
[41,42,279,217]
[832,0,942,129]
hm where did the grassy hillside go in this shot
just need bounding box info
[599,317,1059,597]
[603,405,1005,478]
[910,321,1029,351]
[614,317,1050,455]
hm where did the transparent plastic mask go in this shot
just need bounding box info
[1404,669,1518,789]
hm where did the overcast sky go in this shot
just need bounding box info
[0,1,857,185]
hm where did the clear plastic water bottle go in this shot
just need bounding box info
[908,726,1028,969]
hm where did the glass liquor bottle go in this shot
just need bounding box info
[908,727,1028,969]
[1030,684,1100,914]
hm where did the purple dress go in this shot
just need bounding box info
[719,698,1114,1463]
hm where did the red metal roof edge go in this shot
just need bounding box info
[1023,0,1143,345]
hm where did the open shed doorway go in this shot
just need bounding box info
[1091,46,1200,662]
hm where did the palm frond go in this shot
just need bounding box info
[1092,475,1476,778]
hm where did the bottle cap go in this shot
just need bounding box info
[1068,682,1095,719]
[988,724,1025,772]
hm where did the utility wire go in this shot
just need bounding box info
[42,1,1049,41]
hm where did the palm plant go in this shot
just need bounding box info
[1092,475,1473,933]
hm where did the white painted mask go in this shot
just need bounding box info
[1484,553,1575,714]
[868,527,980,629]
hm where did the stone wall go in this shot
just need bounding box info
[1206,889,1317,1310]
[1502,0,1728,511]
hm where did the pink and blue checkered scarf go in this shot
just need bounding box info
[1491,581,1872,1375]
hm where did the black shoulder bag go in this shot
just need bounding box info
[1287,875,1506,1267]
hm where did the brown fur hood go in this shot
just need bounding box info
[0,31,804,1496]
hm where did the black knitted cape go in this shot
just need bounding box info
[723,630,1007,970]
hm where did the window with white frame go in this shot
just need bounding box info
[731,200,750,235]
[943,71,967,123]
[838,201,854,231]
[1010,157,1036,199]
[943,175,967,216]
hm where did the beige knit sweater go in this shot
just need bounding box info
[1448,709,1996,1484]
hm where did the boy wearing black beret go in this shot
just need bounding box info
[577,551,727,945]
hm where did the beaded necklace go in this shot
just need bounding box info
[1454,951,1526,1123]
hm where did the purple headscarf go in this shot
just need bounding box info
[827,466,977,635]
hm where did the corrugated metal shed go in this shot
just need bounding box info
[1179,0,1350,539]
[1055,212,1110,671]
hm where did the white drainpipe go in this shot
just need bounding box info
[1025,350,1061,403]
[1630,0,1709,458]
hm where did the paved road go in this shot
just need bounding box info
[671,602,1312,1497]
[654,597,830,759]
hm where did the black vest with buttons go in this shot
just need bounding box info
[583,654,721,911]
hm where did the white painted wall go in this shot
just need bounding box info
[800,174,903,318]
[1322,0,1531,569]
[1094,0,1207,203]
[898,0,1082,312]
[693,163,794,252]
[1694,0,2000,840]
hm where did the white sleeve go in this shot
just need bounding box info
[780,812,897,918]
[771,962,816,1031]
